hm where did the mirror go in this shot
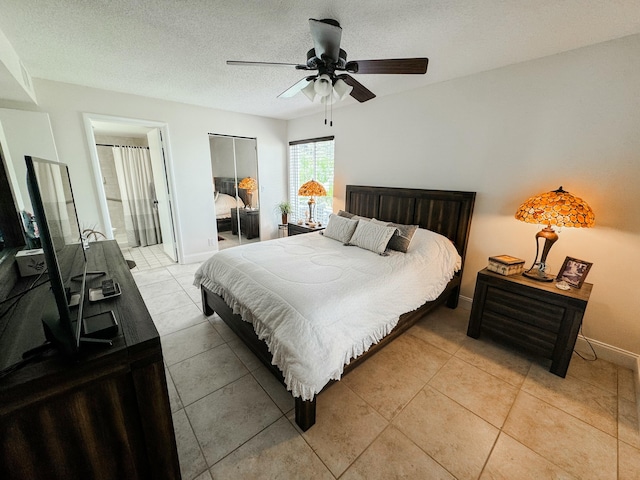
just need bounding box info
[0,144,25,261]
[0,109,60,268]
[209,135,259,249]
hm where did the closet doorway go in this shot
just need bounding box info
[84,114,179,268]
[209,134,259,250]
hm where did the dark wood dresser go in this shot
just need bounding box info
[467,268,592,377]
[230,208,260,239]
[0,240,180,479]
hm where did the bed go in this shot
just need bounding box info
[213,176,248,232]
[196,185,475,430]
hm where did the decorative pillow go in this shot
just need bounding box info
[371,219,418,253]
[337,210,371,222]
[323,214,359,244]
[349,220,397,255]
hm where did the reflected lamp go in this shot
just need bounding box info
[238,177,257,208]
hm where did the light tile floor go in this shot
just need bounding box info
[216,231,260,251]
[131,262,640,480]
[121,243,177,271]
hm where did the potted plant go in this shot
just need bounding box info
[275,201,292,225]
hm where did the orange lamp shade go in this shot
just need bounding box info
[238,177,257,192]
[298,180,326,197]
[515,187,595,228]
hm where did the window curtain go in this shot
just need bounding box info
[112,146,162,247]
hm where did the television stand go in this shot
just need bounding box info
[0,240,180,479]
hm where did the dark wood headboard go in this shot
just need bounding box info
[345,185,476,266]
[214,176,249,206]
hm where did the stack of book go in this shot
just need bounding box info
[488,255,525,276]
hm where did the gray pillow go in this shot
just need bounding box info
[349,220,397,255]
[323,214,359,244]
[337,210,355,219]
[371,219,418,253]
[338,210,370,222]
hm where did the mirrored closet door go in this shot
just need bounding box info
[209,134,259,249]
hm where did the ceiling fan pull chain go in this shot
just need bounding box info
[330,97,333,127]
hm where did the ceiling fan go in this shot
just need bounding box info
[227,18,429,105]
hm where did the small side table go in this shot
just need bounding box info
[288,222,326,236]
[467,268,593,377]
[278,224,288,238]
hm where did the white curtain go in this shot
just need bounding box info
[112,146,162,247]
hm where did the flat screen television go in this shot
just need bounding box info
[25,155,92,356]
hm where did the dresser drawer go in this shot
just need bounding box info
[483,285,566,333]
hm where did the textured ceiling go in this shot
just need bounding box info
[1,1,639,120]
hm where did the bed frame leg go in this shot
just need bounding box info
[201,289,214,316]
[446,285,460,309]
[295,397,316,431]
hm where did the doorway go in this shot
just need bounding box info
[84,114,179,268]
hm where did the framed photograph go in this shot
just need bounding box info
[556,256,593,289]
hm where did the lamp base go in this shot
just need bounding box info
[523,268,555,282]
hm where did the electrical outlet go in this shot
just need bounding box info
[208,238,216,246]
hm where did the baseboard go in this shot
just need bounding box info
[181,251,215,264]
[636,356,640,425]
[458,295,472,311]
[575,335,639,372]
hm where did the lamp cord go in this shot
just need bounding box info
[573,323,598,361]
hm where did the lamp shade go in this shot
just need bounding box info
[238,177,257,192]
[515,186,595,228]
[313,74,333,98]
[333,78,353,100]
[298,180,327,197]
[301,81,316,102]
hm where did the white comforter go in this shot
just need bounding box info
[193,228,461,400]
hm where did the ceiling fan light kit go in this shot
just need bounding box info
[313,74,333,97]
[227,18,429,124]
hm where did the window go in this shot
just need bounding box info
[289,136,334,225]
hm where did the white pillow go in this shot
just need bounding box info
[349,220,397,255]
[215,193,244,213]
[323,214,359,244]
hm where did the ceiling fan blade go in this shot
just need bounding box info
[227,60,310,69]
[344,58,429,74]
[339,75,376,103]
[309,18,342,63]
[278,77,314,98]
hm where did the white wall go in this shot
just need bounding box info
[288,34,640,354]
[0,80,288,263]
[0,109,59,211]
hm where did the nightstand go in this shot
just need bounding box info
[287,222,326,236]
[467,268,593,377]
[230,208,260,239]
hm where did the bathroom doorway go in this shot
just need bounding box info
[84,114,179,268]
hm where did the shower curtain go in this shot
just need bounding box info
[112,146,162,247]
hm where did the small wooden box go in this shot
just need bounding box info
[487,255,525,276]
[15,248,46,277]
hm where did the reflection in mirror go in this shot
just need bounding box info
[0,144,26,258]
[209,135,259,250]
